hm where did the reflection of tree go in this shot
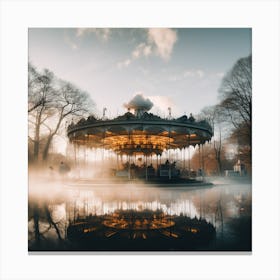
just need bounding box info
[233,192,252,217]
[44,204,63,241]
[29,200,66,248]
[227,216,251,250]
[215,199,224,235]
[191,188,251,232]
[191,190,220,219]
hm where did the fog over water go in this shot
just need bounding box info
[28,169,251,251]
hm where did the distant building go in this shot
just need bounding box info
[225,159,246,177]
[234,160,246,176]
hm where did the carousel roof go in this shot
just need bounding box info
[68,93,212,155]
[67,111,213,156]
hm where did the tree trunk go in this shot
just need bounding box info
[33,104,44,161]
[216,156,222,176]
[33,140,40,162]
[214,130,223,176]
[42,111,64,161]
[42,134,54,161]
[33,121,40,161]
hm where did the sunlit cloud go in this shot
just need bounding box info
[147,28,177,60]
[124,93,154,111]
[132,43,152,58]
[148,95,179,116]
[76,28,111,41]
[123,93,176,116]
[117,28,177,69]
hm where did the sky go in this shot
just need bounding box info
[29,28,251,118]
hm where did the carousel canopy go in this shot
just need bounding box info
[67,96,213,156]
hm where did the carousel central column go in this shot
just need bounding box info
[145,154,148,181]
[201,143,205,172]
[201,142,205,181]
[188,134,191,174]
[102,128,106,178]
[128,154,131,180]
[199,144,201,170]
[183,147,186,170]
[73,141,77,170]
[128,127,131,180]
[168,126,171,180]
[156,154,159,170]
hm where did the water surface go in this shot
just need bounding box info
[28,178,252,251]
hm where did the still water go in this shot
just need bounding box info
[28,178,251,251]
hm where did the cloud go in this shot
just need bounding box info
[148,95,178,116]
[196,70,205,78]
[124,93,154,111]
[183,69,205,78]
[168,75,182,82]
[64,36,78,50]
[132,43,152,58]
[121,93,178,116]
[76,28,88,37]
[117,59,131,69]
[147,28,177,60]
[168,69,205,81]
[76,28,111,41]
[117,28,177,69]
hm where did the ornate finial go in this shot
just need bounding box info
[168,107,172,119]
[102,107,107,120]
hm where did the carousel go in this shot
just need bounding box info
[66,209,216,250]
[67,94,213,182]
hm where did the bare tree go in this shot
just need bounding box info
[28,63,95,162]
[197,105,226,175]
[218,55,252,172]
[41,81,95,161]
[28,66,57,161]
[213,129,222,175]
[218,55,252,142]
[191,142,230,176]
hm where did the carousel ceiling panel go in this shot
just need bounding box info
[86,127,104,135]
[143,126,165,134]
[107,126,128,134]
[130,125,144,131]
[172,127,187,134]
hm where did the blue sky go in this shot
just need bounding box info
[29,28,251,118]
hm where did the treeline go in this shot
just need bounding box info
[28,63,95,164]
[193,55,252,175]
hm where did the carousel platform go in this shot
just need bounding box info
[64,177,213,188]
